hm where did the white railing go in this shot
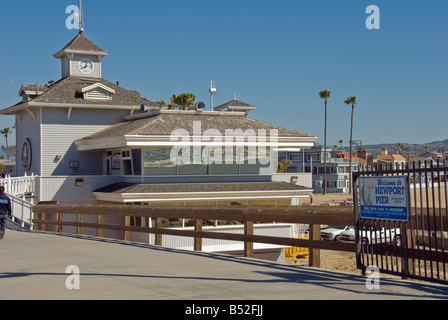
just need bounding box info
[152,223,294,253]
[7,193,34,230]
[0,174,37,197]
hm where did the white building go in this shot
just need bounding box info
[0,29,317,259]
[278,147,367,194]
[1,30,317,206]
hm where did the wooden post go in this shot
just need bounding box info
[124,216,131,241]
[401,221,414,277]
[244,221,254,258]
[309,224,320,267]
[194,218,203,251]
[33,212,39,230]
[76,214,82,235]
[97,214,103,238]
[57,213,63,233]
[41,213,47,231]
[155,218,163,246]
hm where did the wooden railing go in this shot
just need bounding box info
[32,204,356,267]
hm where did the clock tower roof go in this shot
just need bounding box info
[53,31,109,59]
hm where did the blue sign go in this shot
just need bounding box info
[359,176,409,221]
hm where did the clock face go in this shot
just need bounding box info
[78,58,94,74]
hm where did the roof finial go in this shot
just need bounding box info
[78,0,84,33]
[233,94,236,100]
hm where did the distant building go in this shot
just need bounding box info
[277,147,366,194]
[367,149,407,170]
[416,151,448,166]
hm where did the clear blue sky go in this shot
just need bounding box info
[0,0,447,149]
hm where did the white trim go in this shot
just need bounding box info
[93,189,312,203]
[78,82,115,94]
[39,107,43,177]
[124,109,247,121]
[67,107,73,120]
[25,108,36,120]
[75,135,316,151]
[53,49,109,59]
[28,102,135,110]
[0,102,140,115]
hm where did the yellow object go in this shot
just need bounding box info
[285,238,310,261]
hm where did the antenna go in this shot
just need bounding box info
[78,0,84,32]
[209,80,216,111]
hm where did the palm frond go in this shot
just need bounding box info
[319,90,331,99]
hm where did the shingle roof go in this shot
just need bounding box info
[94,181,311,194]
[214,99,255,111]
[23,76,158,107]
[53,32,109,58]
[375,154,407,161]
[334,152,367,161]
[78,111,316,140]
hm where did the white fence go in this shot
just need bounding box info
[149,223,302,253]
[7,193,34,230]
[0,174,36,196]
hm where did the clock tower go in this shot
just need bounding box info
[53,31,109,79]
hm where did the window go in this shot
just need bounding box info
[132,149,142,175]
[278,152,287,161]
[338,180,347,188]
[327,180,337,188]
[286,167,297,173]
[121,150,133,175]
[84,89,112,101]
[141,147,271,176]
[143,148,177,175]
[307,153,320,161]
[289,153,302,161]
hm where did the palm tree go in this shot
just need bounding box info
[277,159,292,173]
[0,128,12,147]
[338,140,343,150]
[344,96,357,194]
[173,93,196,110]
[319,90,331,195]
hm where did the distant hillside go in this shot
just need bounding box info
[343,139,448,156]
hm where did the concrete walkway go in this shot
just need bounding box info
[1,226,448,300]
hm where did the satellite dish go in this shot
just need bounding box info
[140,104,148,113]
[197,102,206,111]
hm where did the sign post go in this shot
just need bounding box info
[359,176,409,221]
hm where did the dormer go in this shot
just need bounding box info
[214,98,256,116]
[53,31,109,79]
[77,82,115,101]
[18,84,48,102]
